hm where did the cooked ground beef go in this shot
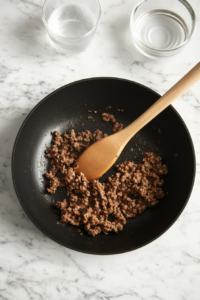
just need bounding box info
[102,112,116,123]
[112,122,123,133]
[45,113,168,236]
[102,112,123,133]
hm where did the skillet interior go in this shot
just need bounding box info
[12,78,195,254]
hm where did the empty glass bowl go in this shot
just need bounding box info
[130,0,196,59]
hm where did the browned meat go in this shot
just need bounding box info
[45,113,168,236]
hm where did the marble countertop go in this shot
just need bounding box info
[0,0,200,299]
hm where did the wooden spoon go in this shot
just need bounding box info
[76,62,200,180]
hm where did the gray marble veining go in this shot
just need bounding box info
[0,0,200,299]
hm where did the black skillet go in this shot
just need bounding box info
[12,78,196,255]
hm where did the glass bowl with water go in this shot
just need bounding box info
[130,0,196,59]
[42,0,101,53]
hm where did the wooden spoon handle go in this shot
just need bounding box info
[123,62,200,140]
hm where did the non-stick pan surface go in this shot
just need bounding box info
[12,78,196,255]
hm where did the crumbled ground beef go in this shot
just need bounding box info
[112,122,123,133]
[45,113,168,236]
[102,112,116,123]
[102,113,123,133]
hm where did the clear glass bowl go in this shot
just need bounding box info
[42,0,101,54]
[130,0,196,59]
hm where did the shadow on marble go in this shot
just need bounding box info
[110,15,151,64]
[11,16,61,58]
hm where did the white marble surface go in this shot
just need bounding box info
[0,0,200,299]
